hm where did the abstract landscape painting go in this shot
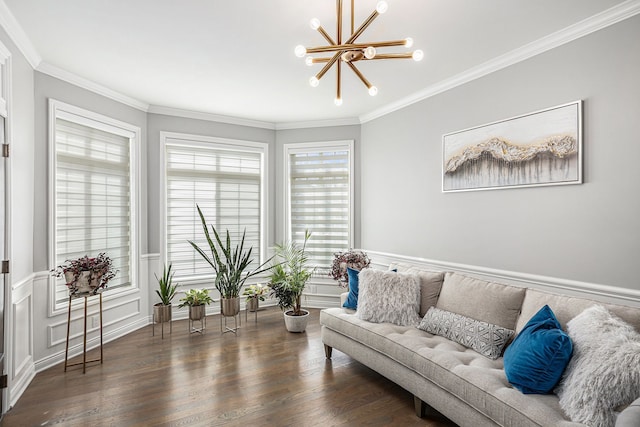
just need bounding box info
[442,101,582,192]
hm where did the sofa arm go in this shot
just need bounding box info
[617,398,640,427]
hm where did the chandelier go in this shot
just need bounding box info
[295,0,423,106]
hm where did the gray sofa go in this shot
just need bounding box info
[320,262,640,427]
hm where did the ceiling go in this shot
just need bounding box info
[2,0,629,125]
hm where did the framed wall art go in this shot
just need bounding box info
[442,101,582,192]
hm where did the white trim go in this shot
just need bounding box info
[275,117,361,130]
[37,62,149,112]
[359,0,640,123]
[48,99,142,312]
[34,316,149,374]
[149,105,275,130]
[0,0,40,68]
[366,250,640,306]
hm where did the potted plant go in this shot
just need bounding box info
[268,230,315,332]
[154,263,178,326]
[52,252,117,297]
[242,283,269,312]
[189,204,274,317]
[178,288,213,321]
[329,249,371,287]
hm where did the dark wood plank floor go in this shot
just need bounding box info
[1,307,457,426]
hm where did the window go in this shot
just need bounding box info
[161,132,267,281]
[284,140,354,272]
[50,100,139,307]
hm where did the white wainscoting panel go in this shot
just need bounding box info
[9,274,35,408]
[366,250,640,308]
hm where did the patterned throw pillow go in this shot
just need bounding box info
[418,307,515,360]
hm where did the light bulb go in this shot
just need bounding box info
[305,56,314,66]
[310,18,321,30]
[404,37,414,48]
[412,50,424,61]
[295,45,307,58]
[364,46,377,59]
[334,97,343,106]
[376,1,388,14]
[368,86,378,96]
[309,76,320,87]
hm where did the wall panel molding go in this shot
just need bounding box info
[366,250,640,307]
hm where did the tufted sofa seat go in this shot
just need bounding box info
[320,263,640,427]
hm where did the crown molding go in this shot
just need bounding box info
[275,117,361,130]
[148,105,276,130]
[359,0,640,123]
[37,62,149,112]
[0,0,40,68]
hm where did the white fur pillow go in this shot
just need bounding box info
[356,269,421,326]
[556,305,640,427]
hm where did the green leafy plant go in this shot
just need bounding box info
[178,288,213,308]
[268,230,314,316]
[51,252,117,296]
[242,283,269,302]
[155,263,178,305]
[188,204,274,299]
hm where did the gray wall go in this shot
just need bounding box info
[360,15,640,290]
[275,126,362,247]
[33,72,148,270]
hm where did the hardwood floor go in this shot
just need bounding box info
[2,307,457,426]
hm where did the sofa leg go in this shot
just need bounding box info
[414,396,426,418]
[324,344,333,359]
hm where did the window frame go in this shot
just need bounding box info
[48,99,141,314]
[159,131,269,286]
[283,140,355,270]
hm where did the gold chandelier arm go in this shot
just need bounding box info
[306,40,407,54]
[346,9,379,43]
[351,0,355,35]
[346,62,373,89]
[315,51,343,81]
[337,60,342,102]
[337,0,343,44]
[365,53,414,60]
[317,26,336,45]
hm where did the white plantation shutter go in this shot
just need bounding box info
[54,118,132,303]
[286,141,353,271]
[165,138,264,280]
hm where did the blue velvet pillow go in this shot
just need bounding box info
[342,267,360,309]
[504,305,573,394]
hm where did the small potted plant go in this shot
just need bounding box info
[178,288,213,321]
[268,230,315,332]
[154,263,178,327]
[329,249,371,287]
[52,252,117,297]
[242,284,269,312]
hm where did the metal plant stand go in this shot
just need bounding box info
[220,298,241,334]
[64,292,103,374]
[189,305,206,334]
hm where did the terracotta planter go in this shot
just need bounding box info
[189,305,206,321]
[153,303,172,323]
[246,297,259,312]
[284,309,310,333]
[220,297,240,316]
